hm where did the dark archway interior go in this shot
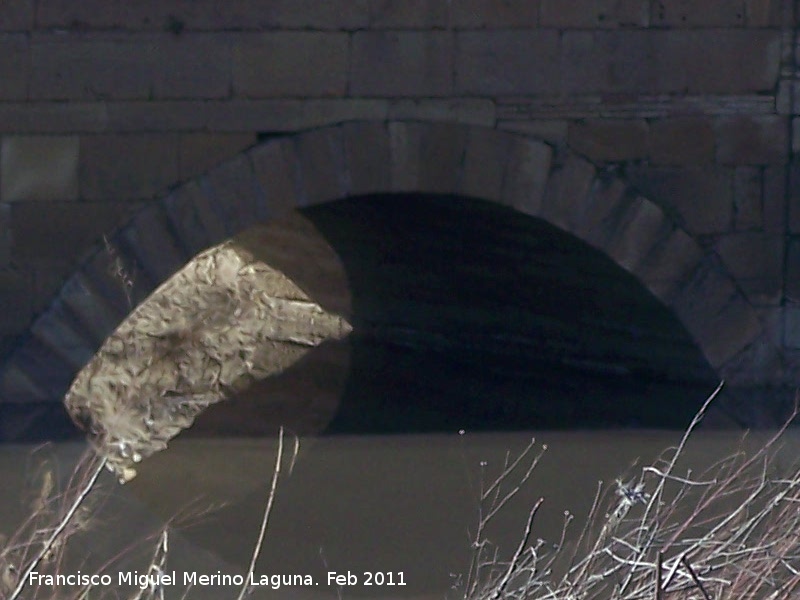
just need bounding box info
[224,193,718,433]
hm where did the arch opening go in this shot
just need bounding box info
[193,193,719,436]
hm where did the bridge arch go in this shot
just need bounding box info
[0,121,764,424]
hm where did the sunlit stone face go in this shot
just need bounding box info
[65,223,352,483]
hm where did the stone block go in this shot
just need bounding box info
[732,167,762,231]
[714,232,783,304]
[0,35,28,100]
[452,0,540,27]
[35,0,371,30]
[30,258,77,313]
[541,0,648,27]
[785,237,800,303]
[0,268,32,334]
[79,134,179,200]
[501,137,553,215]
[562,31,662,94]
[368,0,449,27]
[0,1,33,30]
[342,121,391,197]
[764,165,786,234]
[658,30,780,94]
[201,154,267,231]
[119,205,189,284]
[249,139,300,216]
[498,120,569,146]
[716,116,789,165]
[0,102,109,134]
[0,203,9,265]
[539,155,596,232]
[59,272,124,346]
[163,181,218,256]
[635,227,704,303]
[388,121,422,191]
[650,0,746,26]
[233,33,348,98]
[151,34,231,100]
[745,0,783,25]
[567,175,628,245]
[10,201,136,261]
[785,307,800,348]
[30,300,96,371]
[670,261,761,366]
[460,128,514,203]
[387,99,495,127]
[30,34,157,100]
[417,122,469,195]
[563,30,780,94]
[179,133,257,181]
[649,117,715,165]
[1,136,79,202]
[567,119,648,162]
[605,197,672,274]
[351,31,453,97]
[293,127,349,206]
[626,166,733,235]
[456,31,560,95]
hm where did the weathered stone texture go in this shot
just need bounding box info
[627,167,733,235]
[635,227,704,303]
[785,238,800,304]
[763,166,786,234]
[201,154,267,231]
[249,140,300,216]
[501,138,553,215]
[234,33,348,98]
[1,136,79,202]
[714,232,783,305]
[732,167,762,231]
[605,197,672,274]
[35,0,372,30]
[351,32,453,97]
[30,35,157,100]
[540,155,596,231]
[0,204,9,266]
[456,31,560,95]
[0,268,31,334]
[0,35,29,100]
[0,1,33,30]
[416,122,468,194]
[563,30,780,94]
[151,35,231,99]
[461,128,514,202]
[79,134,179,200]
[498,120,568,146]
[541,0,648,27]
[368,0,448,27]
[179,133,257,181]
[452,0,540,27]
[716,116,789,165]
[342,121,391,197]
[567,119,648,162]
[0,103,109,134]
[650,0,746,26]
[10,201,135,261]
[293,128,349,205]
[648,118,715,166]
[387,99,495,127]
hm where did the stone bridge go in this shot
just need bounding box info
[0,0,798,436]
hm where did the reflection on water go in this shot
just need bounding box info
[3,429,797,599]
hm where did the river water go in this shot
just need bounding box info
[2,426,797,599]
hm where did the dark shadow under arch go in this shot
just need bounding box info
[191,193,719,436]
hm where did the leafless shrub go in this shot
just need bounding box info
[461,383,800,600]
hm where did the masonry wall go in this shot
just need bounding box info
[0,0,797,388]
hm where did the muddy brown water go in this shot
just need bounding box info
[3,429,798,599]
